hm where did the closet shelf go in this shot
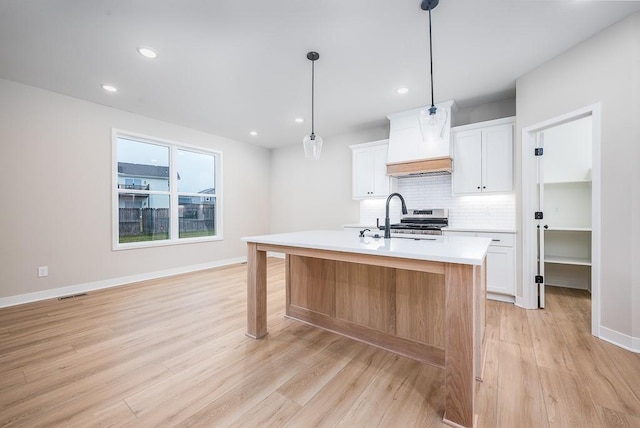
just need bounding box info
[544,227,591,232]
[543,180,592,185]
[544,256,591,266]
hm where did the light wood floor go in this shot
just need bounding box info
[1,258,639,427]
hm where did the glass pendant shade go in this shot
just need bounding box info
[419,105,447,143]
[303,133,323,160]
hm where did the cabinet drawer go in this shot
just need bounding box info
[442,230,475,238]
[477,232,515,247]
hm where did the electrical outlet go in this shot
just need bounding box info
[38,266,48,277]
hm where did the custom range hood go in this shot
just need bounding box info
[387,0,454,177]
[386,100,457,176]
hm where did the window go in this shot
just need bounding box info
[113,131,222,248]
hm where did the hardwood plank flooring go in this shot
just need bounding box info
[1,260,639,427]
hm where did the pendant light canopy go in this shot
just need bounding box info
[303,51,323,160]
[418,0,447,143]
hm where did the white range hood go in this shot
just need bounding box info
[386,100,457,176]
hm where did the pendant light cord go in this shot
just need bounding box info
[428,7,435,109]
[311,59,315,137]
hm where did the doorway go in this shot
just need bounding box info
[521,104,601,337]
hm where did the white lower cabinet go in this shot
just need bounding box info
[485,243,515,298]
[444,230,516,302]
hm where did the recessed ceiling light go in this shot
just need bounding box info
[101,84,118,93]
[250,131,258,136]
[137,47,158,59]
[396,87,409,95]
[295,118,304,123]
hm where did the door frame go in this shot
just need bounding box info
[520,103,601,337]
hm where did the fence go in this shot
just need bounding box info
[119,207,215,237]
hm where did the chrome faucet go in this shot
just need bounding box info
[384,192,408,239]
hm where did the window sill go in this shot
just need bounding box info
[113,234,224,251]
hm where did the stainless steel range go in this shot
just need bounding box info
[385,208,449,236]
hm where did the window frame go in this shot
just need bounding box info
[112,129,223,250]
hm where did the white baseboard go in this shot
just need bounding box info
[599,325,640,354]
[515,295,535,309]
[487,292,515,304]
[0,256,247,309]
[267,251,286,259]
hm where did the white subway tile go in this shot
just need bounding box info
[357,175,517,230]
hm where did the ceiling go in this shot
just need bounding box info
[1,1,639,149]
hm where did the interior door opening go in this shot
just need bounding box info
[521,104,600,337]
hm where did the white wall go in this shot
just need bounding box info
[454,97,516,127]
[515,12,640,344]
[0,79,271,302]
[270,126,388,233]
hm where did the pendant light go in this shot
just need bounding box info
[303,51,323,160]
[418,0,447,143]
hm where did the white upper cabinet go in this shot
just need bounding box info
[452,117,514,194]
[452,130,483,194]
[482,124,514,191]
[386,101,456,164]
[350,140,395,199]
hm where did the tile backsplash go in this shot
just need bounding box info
[359,174,516,230]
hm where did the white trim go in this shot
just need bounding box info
[170,143,179,240]
[520,104,601,332]
[590,106,602,337]
[514,295,528,309]
[521,122,538,309]
[0,257,246,309]
[487,292,515,303]
[599,326,640,354]
[451,115,515,133]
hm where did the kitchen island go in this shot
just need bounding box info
[242,230,490,428]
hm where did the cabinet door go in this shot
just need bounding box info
[482,124,513,193]
[352,149,374,198]
[486,245,515,295]
[452,130,482,194]
[371,144,390,196]
[446,230,516,298]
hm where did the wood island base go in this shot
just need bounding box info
[245,241,486,428]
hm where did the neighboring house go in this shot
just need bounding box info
[117,162,170,208]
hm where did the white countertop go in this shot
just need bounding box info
[242,230,491,265]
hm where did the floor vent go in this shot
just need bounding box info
[58,293,88,301]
